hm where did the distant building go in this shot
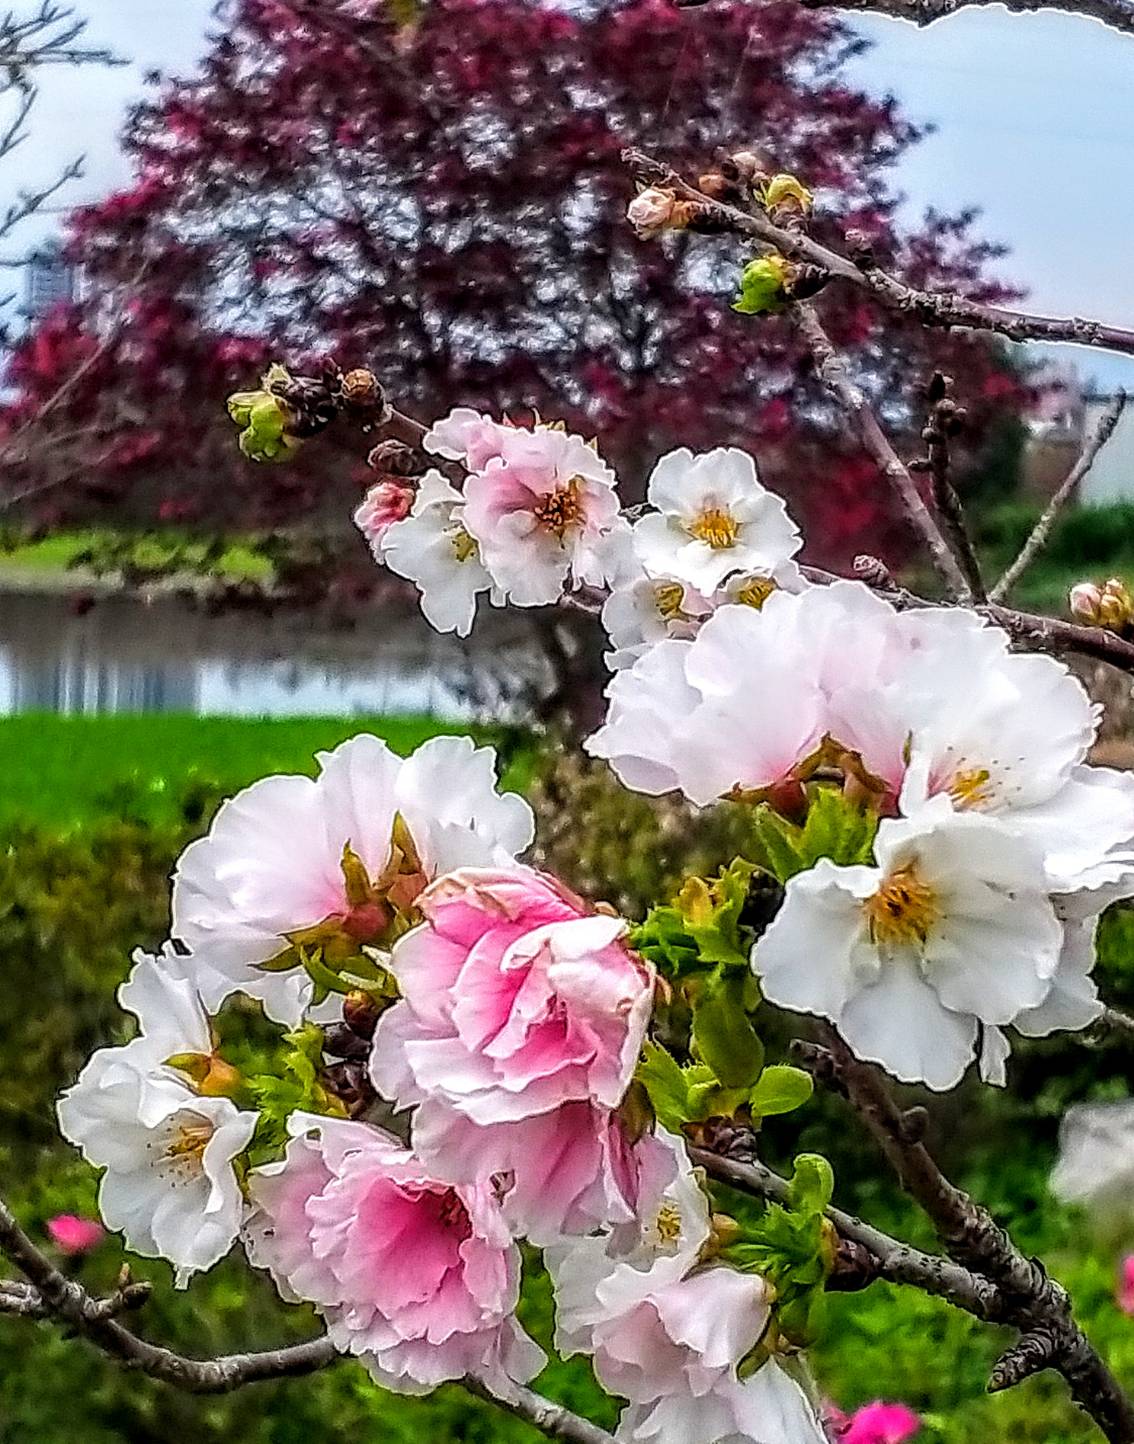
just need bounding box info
[24,244,75,318]
[1078,393,1134,506]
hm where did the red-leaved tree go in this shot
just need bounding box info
[0,0,1025,596]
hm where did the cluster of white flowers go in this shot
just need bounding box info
[56,405,1134,1442]
[588,576,1134,1089]
[355,414,1134,1095]
[357,408,805,644]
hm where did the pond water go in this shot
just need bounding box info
[0,591,552,719]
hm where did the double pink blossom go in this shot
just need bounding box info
[245,1114,544,1395]
[369,864,661,1241]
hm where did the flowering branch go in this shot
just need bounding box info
[0,1189,616,1441]
[990,390,1129,603]
[621,147,1134,362]
[796,1030,1134,1443]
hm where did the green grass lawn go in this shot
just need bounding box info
[0,529,273,586]
[0,713,529,828]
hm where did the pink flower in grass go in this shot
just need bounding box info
[245,1114,544,1396]
[47,1214,105,1256]
[353,480,414,554]
[840,1401,921,1444]
[1117,1255,1134,1316]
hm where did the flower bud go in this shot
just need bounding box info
[1069,581,1105,625]
[367,438,420,476]
[762,173,813,214]
[343,988,382,1040]
[354,479,415,552]
[627,186,678,238]
[340,367,390,423]
[732,254,792,316]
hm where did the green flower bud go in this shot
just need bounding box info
[733,254,792,316]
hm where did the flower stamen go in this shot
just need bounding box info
[864,865,938,946]
[687,506,739,550]
[948,766,994,810]
[532,477,584,538]
[448,524,479,563]
[734,575,776,609]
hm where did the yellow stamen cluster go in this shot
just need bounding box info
[532,477,584,538]
[165,1120,213,1166]
[653,581,687,620]
[688,507,739,550]
[864,865,939,947]
[948,766,994,810]
[449,524,479,563]
[733,576,776,609]
[653,1202,683,1245]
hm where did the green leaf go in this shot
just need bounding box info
[744,790,878,883]
[788,1153,835,1216]
[732,255,790,316]
[692,969,764,1089]
[635,1041,691,1133]
[749,1064,813,1118]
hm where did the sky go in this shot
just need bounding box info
[9,0,1134,390]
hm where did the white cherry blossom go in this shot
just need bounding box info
[57,1052,256,1285]
[753,800,1064,1090]
[463,424,624,606]
[631,447,801,593]
[171,733,533,1025]
[381,470,494,637]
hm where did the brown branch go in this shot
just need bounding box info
[622,148,1134,363]
[916,374,986,601]
[0,1193,615,1440]
[687,1137,1003,1319]
[795,0,1134,38]
[991,392,1128,603]
[797,1030,1134,1443]
[464,1378,618,1444]
[792,302,971,599]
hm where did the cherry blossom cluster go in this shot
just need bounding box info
[56,733,828,1442]
[359,414,1134,1094]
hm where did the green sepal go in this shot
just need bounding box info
[733,255,790,316]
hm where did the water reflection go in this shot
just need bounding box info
[0,591,551,718]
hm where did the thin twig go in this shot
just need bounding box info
[688,1140,1002,1318]
[792,302,971,599]
[991,392,1128,603]
[622,149,1134,364]
[917,376,986,601]
[798,1029,1134,1443]
[464,1377,618,1444]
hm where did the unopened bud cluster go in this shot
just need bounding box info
[226,360,389,463]
[1070,578,1134,634]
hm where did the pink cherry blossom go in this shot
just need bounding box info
[840,1400,921,1444]
[369,864,655,1127]
[462,424,624,605]
[353,480,414,554]
[1117,1255,1134,1316]
[245,1113,544,1395]
[423,406,512,471]
[411,1096,677,1246]
[47,1214,105,1256]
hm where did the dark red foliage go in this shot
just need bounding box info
[0,0,1027,584]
